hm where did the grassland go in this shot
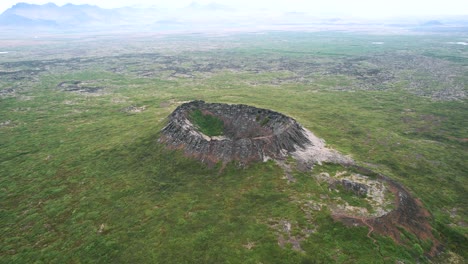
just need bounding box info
[189,109,224,136]
[0,31,467,263]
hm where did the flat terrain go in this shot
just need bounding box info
[0,31,467,263]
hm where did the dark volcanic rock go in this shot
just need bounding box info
[341,179,368,196]
[159,100,314,165]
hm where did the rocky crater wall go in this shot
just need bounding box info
[159,100,352,166]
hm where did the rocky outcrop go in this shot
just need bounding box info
[341,179,368,196]
[159,100,353,166]
[334,166,443,257]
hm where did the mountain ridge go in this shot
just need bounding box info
[0,2,124,28]
[1,2,467,32]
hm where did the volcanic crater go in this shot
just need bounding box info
[159,100,441,256]
[159,100,352,166]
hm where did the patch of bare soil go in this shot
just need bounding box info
[0,120,13,128]
[121,105,147,113]
[268,219,315,252]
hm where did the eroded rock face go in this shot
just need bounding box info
[341,179,368,197]
[159,100,352,166]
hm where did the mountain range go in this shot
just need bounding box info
[0,2,246,31]
[0,3,116,27]
[1,2,467,33]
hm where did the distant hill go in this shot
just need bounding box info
[421,20,443,26]
[0,2,236,30]
[0,12,57,27]
[0,2,120,28]
[0,2,238,29]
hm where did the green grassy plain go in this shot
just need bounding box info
[0,32,467,263]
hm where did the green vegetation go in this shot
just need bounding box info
[260,116,270,126]
[0,31,466,263]
[189,109,224,136]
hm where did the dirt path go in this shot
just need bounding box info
[361,218,376,244]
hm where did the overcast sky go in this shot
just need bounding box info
[1,0,467,18]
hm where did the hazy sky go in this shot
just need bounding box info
[1,0,467,18]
